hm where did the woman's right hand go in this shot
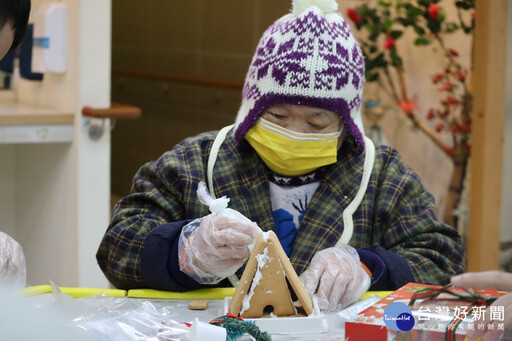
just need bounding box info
[179,210,260,284]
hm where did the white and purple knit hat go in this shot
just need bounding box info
[233,0,366,154]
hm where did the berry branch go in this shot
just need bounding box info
[347,0,475,227]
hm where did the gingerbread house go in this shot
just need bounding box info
[229,231,313,318]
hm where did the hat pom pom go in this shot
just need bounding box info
[292,0,338,16]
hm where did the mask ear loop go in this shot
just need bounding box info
[335,136,375,246]
[206,124,240,287]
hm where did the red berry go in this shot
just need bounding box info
[347,8,362,24]
[428,4,440,20]
[383,37,395,50]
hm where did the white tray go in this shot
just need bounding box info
[223,297,328,335]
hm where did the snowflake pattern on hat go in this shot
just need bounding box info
[233,1,366,154]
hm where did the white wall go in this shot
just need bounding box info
[77,0,111,287]
[15,143,77,286]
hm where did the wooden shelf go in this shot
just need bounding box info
[0,96,74,143]
[0,100,74,126]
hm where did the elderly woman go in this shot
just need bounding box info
[97,0,464,312]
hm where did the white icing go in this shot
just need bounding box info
[240,246,270,315]
[307,296,321,317]
[270,312,277,318]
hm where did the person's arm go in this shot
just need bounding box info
[140,219,207,291]
[97,134,217,290]
[364,146,465,289]
[356,246,414,291]
[96,153,198,290]
[96,133,258,291]
[451,271,512,292]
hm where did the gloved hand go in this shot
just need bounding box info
[0,232,27,289]
[301,246,371,311]
[179,212,259,284]
[178,182,260,284]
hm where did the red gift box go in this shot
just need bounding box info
[345,282,506,341]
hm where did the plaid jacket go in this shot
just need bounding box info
[97,130,464,289]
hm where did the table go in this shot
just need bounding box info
[16,286,390,340]
[19,293,347,340]
[149,298,346,341]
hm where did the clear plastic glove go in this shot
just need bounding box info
[301,246,370,312]
[0,232,27,289]
[178,182,260,284]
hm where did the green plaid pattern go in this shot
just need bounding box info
[97,130,464,288]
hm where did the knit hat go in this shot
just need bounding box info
[233,0,366,154]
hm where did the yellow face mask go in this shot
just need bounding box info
[245,118,342,177]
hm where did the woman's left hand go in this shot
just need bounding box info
[301,245,371,311]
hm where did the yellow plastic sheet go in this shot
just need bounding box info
[19,285,126,298]
[20,285,390,302]
[60,287,127,298]
[127,287,236,299]
[360,291,392,300]
[18,285,52,297]
[127,288,389,300]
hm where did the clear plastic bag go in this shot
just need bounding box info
[21,282,194,341]
[73,297,191,340]
[0,231,27,289]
